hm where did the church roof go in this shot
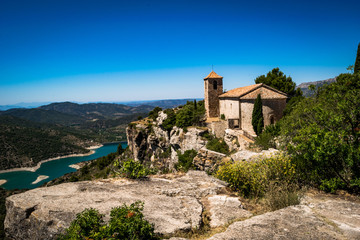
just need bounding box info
[219,83,288,99]
[204,71,223,79]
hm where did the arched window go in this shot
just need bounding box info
[213,81,217,90]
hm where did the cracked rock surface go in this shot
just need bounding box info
[5,171,248,239]
[208,196,360,240]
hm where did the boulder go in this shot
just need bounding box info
[5,171,229,239]
[208,197,360,240]
[207,195,252,228]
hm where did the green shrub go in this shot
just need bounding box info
[58,208,104,239]
[120,159,150,179]
[216,154,296,198]
[252,94,264,135]
[319,178,346,193]
[264,182,302,211]
[254,132,274,150]
[175,101,205,128]
[220,114,225,120]
[206,138,229,155]
[175,150,197,172]
[58,201,158,240]
[162,109,176,132]
[159,148,171,159]
[148,107,162,121]
[280,73,360,192]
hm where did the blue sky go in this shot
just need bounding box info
[1,0,359,105]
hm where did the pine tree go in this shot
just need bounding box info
[355,43,360,74]
[252,94,264,135]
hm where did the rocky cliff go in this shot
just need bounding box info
[126,111,212,171]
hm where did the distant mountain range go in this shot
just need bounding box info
[0,99,199,170]
[297,78,337,97]
[0,98,202,111]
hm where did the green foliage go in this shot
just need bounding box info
[148,107,162,121]
[162,109,176,132]
[254,123,280,150]
[255,68,301,98]
[216,154,296,198]
[220,114,225,120]
[120,159,150,179]
[280,73,360,192]
[282,94,305,116]
[59,208,104,239]
[58,201,158,240]
[175,101,205,128]
[355,43,360,74]
[206,137,229,155]
[175,150,197,172]
[252,94,264,135]
[0,115,92,170]
[319,178,346,193]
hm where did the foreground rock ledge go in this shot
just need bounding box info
[5,171,251,239]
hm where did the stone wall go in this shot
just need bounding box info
[240,98,286,135]
[207,120,227,138]
[262,99,286,126]
[219,98,240,119]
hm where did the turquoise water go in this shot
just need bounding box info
[0,142,127,190]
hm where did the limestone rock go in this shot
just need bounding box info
[156,111,168,126]
[179,127,207,153]
[208,195,252,227]
[207,195,252,228]
[5,171,227,239]
[231,148,278,162]
[307,200,360,239]
[193,148,226,173]
[208,197,360,240]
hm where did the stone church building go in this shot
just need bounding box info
[204,71,287,136]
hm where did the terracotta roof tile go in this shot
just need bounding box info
[204,71,223,79]
[219,84,262,98]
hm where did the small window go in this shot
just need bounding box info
[213,81,217,90]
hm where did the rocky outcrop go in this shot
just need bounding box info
[193,149,227,172]
[230,148,278,162]
[5,171,252,239]
[208,197,360,240]
[126,112,208,170]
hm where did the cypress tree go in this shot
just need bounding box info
[252,94,264,135]
[355,43,360,74]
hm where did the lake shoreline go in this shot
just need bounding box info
[0,145,103,174]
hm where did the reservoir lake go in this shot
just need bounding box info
[0,142,126,190]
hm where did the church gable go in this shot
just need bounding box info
[219,83,287,100]
[240,85,287,99]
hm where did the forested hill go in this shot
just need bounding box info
[0,115,93,170]
[39,102,153,119]
[297,77,336,97]
[0,108,84,125]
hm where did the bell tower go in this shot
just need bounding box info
[204,71,223,118]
